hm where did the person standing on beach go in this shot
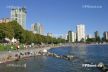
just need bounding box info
[16,44,20,50]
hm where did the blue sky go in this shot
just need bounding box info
[0,0,108,36]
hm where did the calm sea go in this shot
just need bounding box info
[0,44,108,72]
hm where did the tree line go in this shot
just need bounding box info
[86,36,108,43]
[0,21,66,44]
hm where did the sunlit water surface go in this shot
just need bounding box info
[0,44,108,72]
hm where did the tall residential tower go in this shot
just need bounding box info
[103,32,108,41]
[31,23,44,35]
[11,7,26,29]
[76,24,85,42]
[67,31,76,42]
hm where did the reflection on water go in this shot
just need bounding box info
[0,44,108,72]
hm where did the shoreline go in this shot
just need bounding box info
[0,43,107,64]
[71,43,108,46]
[0,47,51,64]
[0,45,66,64]
[86,43,108,46]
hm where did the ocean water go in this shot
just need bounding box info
[0,44,108,72]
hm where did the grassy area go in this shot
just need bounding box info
[0,44,25,51]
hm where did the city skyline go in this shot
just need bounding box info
[0,0,108,36]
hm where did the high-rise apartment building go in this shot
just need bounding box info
[72,32,76,42]
[103,32,108,40]
[76,24,85,42]
[67,31,72,43]
[94,31,99,38]
[31,23,44,35]
[11,7,26,29]
[94,31,100,42]
[67,31,76,42]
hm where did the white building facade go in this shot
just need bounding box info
[11,7,26,29]
[31,23,44,35]
[104,32,108,40]
[72,32,76,42]
[76,24,85,42]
